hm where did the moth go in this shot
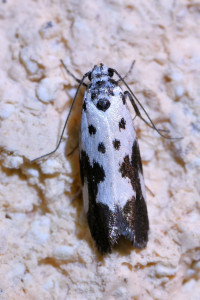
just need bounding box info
[32,61,175,254]
[79,64,149,254]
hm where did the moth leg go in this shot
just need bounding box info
[31,65,90,162]
[123,91,170,136]
[132,111,169,133]
[111,66,182,139]
[145,185,155,197]
[71,188,82,203]
[66,143,78,156]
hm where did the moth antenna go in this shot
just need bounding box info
[31,65,90,163]
[117,60,135,84]
[60,59,88,87]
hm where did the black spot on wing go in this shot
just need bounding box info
[132,139,143,175]
[88,125,96,135]
[80,150,105,187]
[97,98,110,112]
[119,118,126,130]
[98,142,106,154]
[113,139,120,150]
[121,93,126,105]
[83,101,87,111]
[80,150,114,254]
[119,140,143,188]
[119,155,134,186]
[91,92,97,100]
[118,139,149,247]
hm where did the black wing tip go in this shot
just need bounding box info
[95,236,148,255]
[93,228,149,255]
[133,236,148,249]
[97,244,112,255]
[88,201,149,255]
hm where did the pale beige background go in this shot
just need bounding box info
[0,0,199,299]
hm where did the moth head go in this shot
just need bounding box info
[89,64,110,80]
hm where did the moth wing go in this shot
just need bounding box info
[113,139,149,249]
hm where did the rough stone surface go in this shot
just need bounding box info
[0,0,199,299]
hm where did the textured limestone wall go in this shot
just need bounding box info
[0,0,199,299]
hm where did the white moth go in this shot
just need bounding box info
[32,61,175,254]
[79,64,149,253]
